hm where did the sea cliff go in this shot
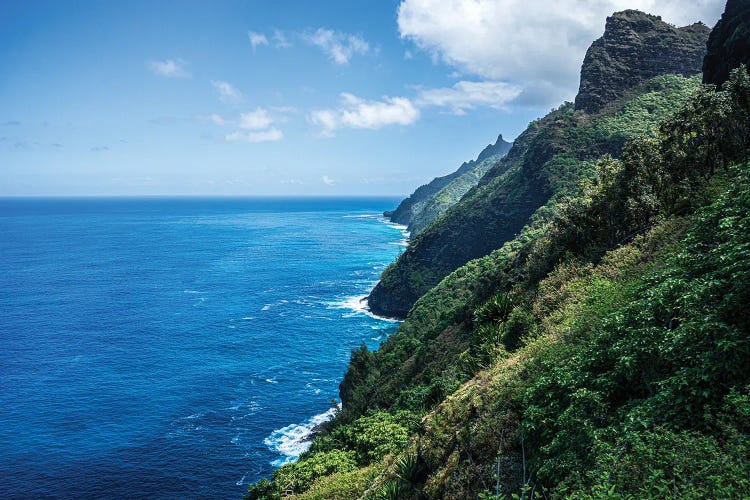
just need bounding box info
[247,3,750,498]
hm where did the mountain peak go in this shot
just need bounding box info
[476,134,511,163]
[575,9,710,113]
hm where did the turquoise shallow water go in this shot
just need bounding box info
[0,197,405,499]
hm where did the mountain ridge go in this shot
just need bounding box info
[385,134,512,234]
[368,10,711,319]
[246,3,750,498]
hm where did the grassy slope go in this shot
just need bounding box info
[417,166,750,498]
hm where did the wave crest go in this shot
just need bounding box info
[263,407,338,466]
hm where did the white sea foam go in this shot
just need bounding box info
[342,213,411,241]
[326,294,402,323]
[261,304,271,311]
[241,316,254,321]
[379,218,410,237]
[263,407,338,466]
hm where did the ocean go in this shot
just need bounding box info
[0,197,406,499]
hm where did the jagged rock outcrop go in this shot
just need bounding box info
[703,0,750,86]
[575,10,710,113]
[385,134,511,233]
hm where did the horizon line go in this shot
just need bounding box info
[0,193,408,200]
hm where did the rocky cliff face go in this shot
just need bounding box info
[575,10,710,113]
[703,0,750,86]
[369,10,711,319]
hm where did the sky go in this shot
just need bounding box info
[0,0,725,196]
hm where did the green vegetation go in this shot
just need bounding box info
[247,3,750,493]
[368,74,703,318]
[385,135,512,236]
[246,410,421,499]
[248,64,750,499]
[408,149,510,235]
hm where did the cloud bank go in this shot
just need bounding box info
[416,80,522,114]
[397,0,724,106]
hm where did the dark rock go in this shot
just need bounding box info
[703,0,750,86]
[575,10,710,113]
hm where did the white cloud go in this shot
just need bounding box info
[209,113,227,126]
[248,31,269,51]
[239,108,273,130]
[273,30,292,49]
[416,80,522,114]
[303,28,370,64]
[322,175,336,185]
[218,107,288,143]
[225,128,283,143]
[397,0,724,106]
[307,81,524,135]
[148,59,190,78]
[212,80,244,103]
[308,110,339,137]
[309,93,420,136]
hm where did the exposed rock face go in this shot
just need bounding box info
[703,0,750,87]
[575,10,710,113]
[368,10,711,320]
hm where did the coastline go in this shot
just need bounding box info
[260,212,408,468]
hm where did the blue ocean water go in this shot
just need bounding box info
[0,197,406,499]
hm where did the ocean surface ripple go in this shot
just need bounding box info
[0,197,406,499]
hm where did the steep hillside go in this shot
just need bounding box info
[367,11,710,319]
[408,137,512,235]
[247,64,750,500]
[385,134,512,234]
[246,4,750,499]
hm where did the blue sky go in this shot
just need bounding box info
[0,0,724,196]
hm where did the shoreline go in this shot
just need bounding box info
[261,211,408,467]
